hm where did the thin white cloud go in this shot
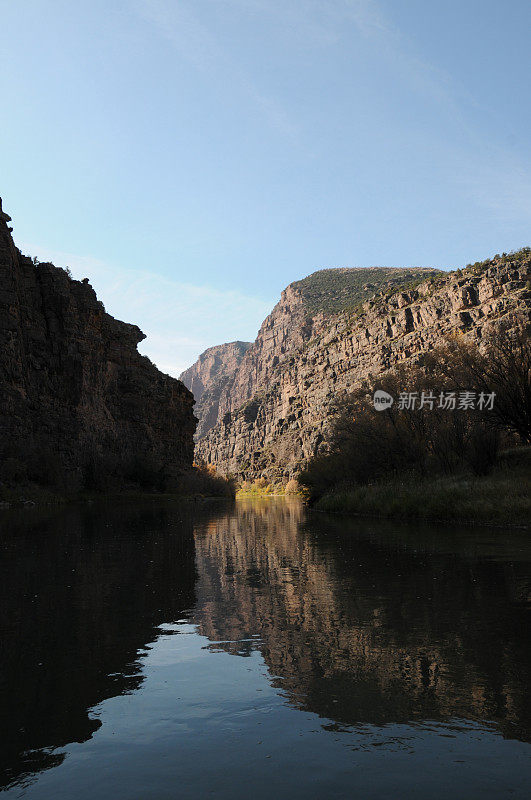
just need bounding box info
[136,0,465,141]
[211,0,387,42]
[138,0,223,73]
[138,0,531,229]
[19,243,273,378]
[136,0,299,139]
[454,146,531,225]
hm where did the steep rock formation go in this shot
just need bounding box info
[179,341,251,438]
[0,198,196,490]
[207,267,442,428]
[196,254,531,479]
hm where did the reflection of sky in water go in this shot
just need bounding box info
[14,621,530,800]
[1,498,530,799]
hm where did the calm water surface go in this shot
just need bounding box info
[0,498,530,799]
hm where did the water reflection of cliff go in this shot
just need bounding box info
[0,500,200,791]
[193,500,531,742]
[2,498,530,793]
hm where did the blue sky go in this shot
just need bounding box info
[1,0,530,375]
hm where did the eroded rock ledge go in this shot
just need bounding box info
[196,254,531,479]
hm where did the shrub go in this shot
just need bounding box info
[468,318,530,444]
[465,423,500,476]
[285,478,301,495]
[177,463,236,497]
[300,327,529,502]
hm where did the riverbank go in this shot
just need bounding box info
[0,490,237,511]
[0,463,236,509]
[315,465,530,527]
[0,482,236,509]
[236,478,302,499]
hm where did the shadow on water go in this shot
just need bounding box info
[0,497,530,795]
[0,499,213,790]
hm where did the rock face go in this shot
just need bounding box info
[195,254,531,479]
[179,341,251,439]
[0,198,196,490]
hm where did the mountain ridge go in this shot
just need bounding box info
[183,265,443,440]
[191,252,531,479]
[291,265,443,313]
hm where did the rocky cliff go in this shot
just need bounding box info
[195,253,531,479]
[0,198,196,491]
[179,340,250,439]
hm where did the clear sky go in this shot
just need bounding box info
[1,0,530,376]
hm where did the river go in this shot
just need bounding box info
[1,498,530,798]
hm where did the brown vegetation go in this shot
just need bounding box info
[299,318,531,510]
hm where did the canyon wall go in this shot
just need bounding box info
[195,254,531,479]
[0,198,196,490]
[179,340,251,439]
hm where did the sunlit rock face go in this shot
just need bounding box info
[0,198,196,489]
[180,341,251,439]
[195,256,531,479]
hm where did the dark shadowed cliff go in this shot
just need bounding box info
[0,199,196,491]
